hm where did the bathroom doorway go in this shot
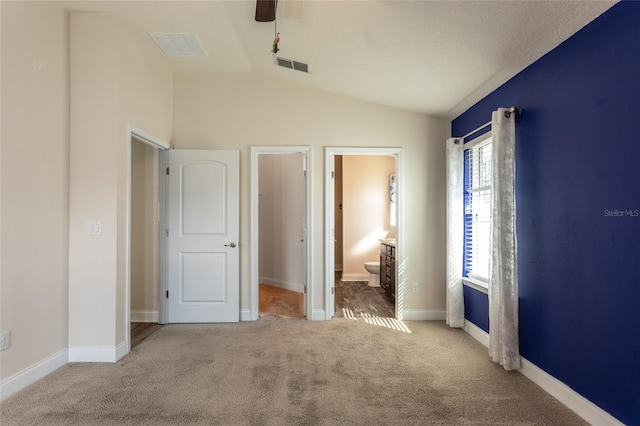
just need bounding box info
[325,148,403,321]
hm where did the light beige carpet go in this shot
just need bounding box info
[1,316,586,425]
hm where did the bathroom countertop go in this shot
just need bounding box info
[379,238,396,247]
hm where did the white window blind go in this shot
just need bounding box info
[464,136,492,283]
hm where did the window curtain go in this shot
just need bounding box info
[489,108,520,370]
[446,138,464,328]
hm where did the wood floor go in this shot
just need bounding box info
[131,322,163,349]
[258,273,395,319]
[259,283,305,318]
[334,272,395,319]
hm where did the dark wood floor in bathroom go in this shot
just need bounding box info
[334,272,395,319]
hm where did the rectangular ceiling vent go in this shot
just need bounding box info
[149,32,208,57]
[274,56,311,73]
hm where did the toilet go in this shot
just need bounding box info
[364,261,381,287]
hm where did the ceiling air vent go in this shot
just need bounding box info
[149,32,208,57]
[274,56,311,73]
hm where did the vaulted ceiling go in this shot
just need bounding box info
[60,0,616,119]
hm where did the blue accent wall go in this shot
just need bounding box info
[462,285,488,332]
[452,3,640,424]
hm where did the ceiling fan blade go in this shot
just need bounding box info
[255,0,277,22]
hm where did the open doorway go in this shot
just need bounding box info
[130,139,162,347]
[325,148,403,321]
[126,126,171,354]
[250,147,312,321]
[333,155,396,319]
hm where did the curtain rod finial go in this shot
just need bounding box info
[505,106,521,118]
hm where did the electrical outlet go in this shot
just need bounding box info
[0,331,10,351]
[412,282,419,293]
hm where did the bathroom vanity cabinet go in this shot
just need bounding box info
[379,241,396,302]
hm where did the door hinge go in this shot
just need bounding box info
[331,287,334,295]
[166,167,170,175]
[166,229,169,237]
[166,291,169,298]
[331,171,334,179]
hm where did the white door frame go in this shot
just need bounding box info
[324,147,404,320]
[250,146,312,321]
[158,149,169,325]
[125,125,171,354]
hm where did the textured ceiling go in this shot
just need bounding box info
[60,0,617,118]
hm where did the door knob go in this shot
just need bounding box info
[225,242,237,248]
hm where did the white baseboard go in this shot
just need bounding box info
[69,340,127,363]
[131,309,159,323]
[259,277,305,294]
[115,340,127,361]
[240,309,252,321]
[400,309,446,321]
[463,320,490,347]
[462,321,623,426]
[340,273,369,282]
[519,358,623,425]
[0,349,68,401]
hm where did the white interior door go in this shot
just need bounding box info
[167,150,239,323]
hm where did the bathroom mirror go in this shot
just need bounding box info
[390,174,397,226]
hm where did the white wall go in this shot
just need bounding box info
[0,1,69,381]
[68,12,172,357]
[258,154,305,293]
[173,73,449,318]
[342,156,395,281]
[68,11,120,351]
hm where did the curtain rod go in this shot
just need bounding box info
[456,106,521,142]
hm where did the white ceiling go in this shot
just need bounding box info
[59,0,616,119]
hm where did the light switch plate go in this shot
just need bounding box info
[87,221,102,235]
[0,331,10,351]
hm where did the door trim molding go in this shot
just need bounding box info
[129,124,172,150]
[324,147,404,320]
[250,146,312,321]
[158,150,169,324]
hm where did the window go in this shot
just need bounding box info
[463,134,492,289]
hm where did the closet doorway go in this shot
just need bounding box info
[127,127,170,352]
[250,147,312,320]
